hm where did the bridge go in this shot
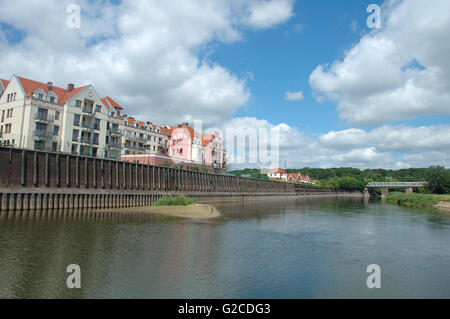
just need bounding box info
[366,182,429,197]
[366,182,428,188]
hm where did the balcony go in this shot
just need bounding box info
[82,105,95,116]
[79,136,93,145]
[124,133,146,142]
[108,127,123,136]
[35,113,54,123]
[79,149,91,157]
[33,130,52,140]
[124,144,147,152]
[80,122,100,131]
[108,141,122,150]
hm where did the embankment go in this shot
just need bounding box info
[385,192,450,211]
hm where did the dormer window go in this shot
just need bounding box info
[50,96,55,103]
[38,94,43,100]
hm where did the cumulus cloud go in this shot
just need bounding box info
[0,0,294,126]
[284,90,304,101]
[223,119,450,169]
[309,0,450,126]
[246,0,294,29]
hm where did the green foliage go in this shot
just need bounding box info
[230,166,450,194]
[230,168,269,180]
[163,160,170,167]
[385,192,450,208]
[318,176,365,191]
[426,166,450,194]
[154,197,197,206]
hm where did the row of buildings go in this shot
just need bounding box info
[0,75,224,172]
[267,168,320,184]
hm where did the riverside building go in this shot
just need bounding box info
[0,74,224,171]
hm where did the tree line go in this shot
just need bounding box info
[230,166,450,194]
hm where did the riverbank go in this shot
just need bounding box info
[385,192,450,211]
[95,203,221,219]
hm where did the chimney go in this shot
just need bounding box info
[47,82,53,91]
[67,83,75,93]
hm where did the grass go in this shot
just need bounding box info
[385,192,450,208]
[154,196,197,206]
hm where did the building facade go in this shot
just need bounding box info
[0,74,224,171]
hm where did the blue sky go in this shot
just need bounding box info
[0,0,449,169]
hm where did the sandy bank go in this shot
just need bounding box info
[434,201,450,212]
[96,204,221,220]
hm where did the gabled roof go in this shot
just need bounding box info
[0,79,9,89]
[102,96,123,110]
[171,124,198,139]
[269,168,287,174]
[15,75,88,104]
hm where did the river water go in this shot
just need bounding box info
[0,196,449,299]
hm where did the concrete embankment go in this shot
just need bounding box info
[434,201,450,212]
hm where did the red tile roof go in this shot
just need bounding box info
[171,124,198,139]
[1,79,9,89]
[269,168,287,174]
[16,75,87,104]
[102,96,123,110]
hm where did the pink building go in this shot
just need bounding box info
[169,123,224,170]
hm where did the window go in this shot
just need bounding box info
[71,144,78,154]
[53,126,59,136]
[93,133,99,145]
[94,118,101,130]
[105,136,109,143]
[52,142,58,152]
[34,140,45,150]
[75,100,82,108]
[5,124,12,134]
[13,93,16,101]
[1,110,4,122]
[50,96,55,103]
[72,129,79,141]
[36,123,46,132]
[95,105,101,112]
[38,94,43,100]
[92,147,98,157]
[55,111,60,120]
[73,114,80,126]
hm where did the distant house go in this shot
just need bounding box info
[269,168,320,184]
[267,168,287,180]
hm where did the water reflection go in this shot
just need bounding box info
[0,196,449,298]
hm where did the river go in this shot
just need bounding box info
[0,196,449,298]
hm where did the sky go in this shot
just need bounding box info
[0,0,449,169]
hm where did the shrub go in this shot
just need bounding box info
[154,197,197,206]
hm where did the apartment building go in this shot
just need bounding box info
[0,75,111,158]
[102,96,171,157]
[0,74,225,170]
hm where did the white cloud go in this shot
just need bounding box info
[223,119,450,169]
[309,0,450,126]
[284,90,304,101]
[0,0,293,127]
[246,0,294,29]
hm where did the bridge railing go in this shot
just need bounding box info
[366,182,428,188]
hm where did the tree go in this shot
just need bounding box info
[426,166,450,194]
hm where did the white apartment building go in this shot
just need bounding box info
[0,74,223,169]
[0,75,111,158]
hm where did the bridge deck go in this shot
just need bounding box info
[366,182,428,188]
